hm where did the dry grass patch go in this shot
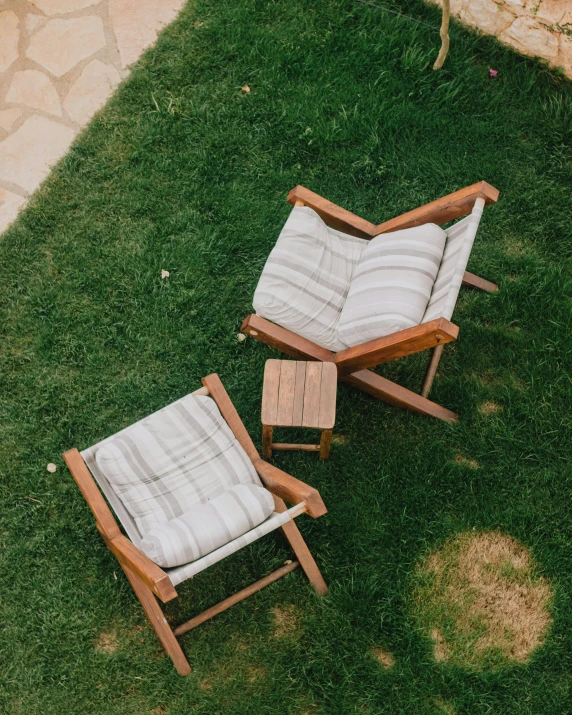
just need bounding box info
[411,531,553,670]
[479,401,502,415]
[454,454,479,469]
[94,631,117,654]
[272,604,299,638]
[434,699,457,715]
[332,434,349,445]
[372,647,395,669]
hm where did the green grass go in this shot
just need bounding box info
[1,0,571,712]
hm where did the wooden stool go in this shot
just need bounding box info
[261,360,337,460]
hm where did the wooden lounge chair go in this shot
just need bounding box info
[63,374,327,676]
[242,182,500,423]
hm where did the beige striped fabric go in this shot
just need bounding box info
[166,508,294,586]
[253,205,368,351]
[140,483,275,568]
[94,395,261,535]
[423,198,485,322]
[337,223,447,346]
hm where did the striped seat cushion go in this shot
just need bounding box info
[140,483,275,568]
[95,395,262,535]
[337,223,447,346]
[253,205,368,351]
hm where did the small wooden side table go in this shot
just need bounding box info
[261,359,337,460]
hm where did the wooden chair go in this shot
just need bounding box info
[63,374,327,676]
[242,182,500,423]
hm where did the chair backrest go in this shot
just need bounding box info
[423,197,485,323]
[80,389,254,548]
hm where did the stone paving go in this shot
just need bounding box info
[0,0,185,234]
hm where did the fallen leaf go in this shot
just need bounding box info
[161,269,170,279]
[241,85,251,93]
[47,463,57,473]
[489,68,499,78]
[237,333,247,342]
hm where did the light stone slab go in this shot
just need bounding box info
[64,59,120,125]
[25,13,48,35]
[29,0,102,15]
[26,16,106,77]
[0,116,76,193]
[6,70,62,117]
[108,0,185,68]
[0,188,27,233]
[0,108,23,132]
[0,11,19,73]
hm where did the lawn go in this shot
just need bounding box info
[1,0,571,712]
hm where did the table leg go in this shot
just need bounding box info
[262,425,273,460]
[319,429,332,460]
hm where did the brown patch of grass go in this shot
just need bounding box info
[434,699,457,715]
[199,680,213,692]
[372,647,395,669]
[479,401,502,415]
[454,454,479,469]
[247,665,266,682]
[332,434,348,445]
[431,629,450,662]
[412,531,553,670]
[272,604,299,638]
[94,631,117,654]
[149,707,167,715]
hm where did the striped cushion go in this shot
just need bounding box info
[140,483,275,568]
[337,223,446,346]
[95,395,261,535]
[253,206,368,351]
[423,199,484,322]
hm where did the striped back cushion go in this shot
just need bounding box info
[140,483,274,567]
[95,395,261,535]
[423,198,485,322]
[337,223,446,346]
[253,206,368,351]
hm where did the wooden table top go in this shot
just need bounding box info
[261,360,337,429]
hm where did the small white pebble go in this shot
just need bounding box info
[47,463,57,473]
[161,269,170,279]
[237,333,247,342]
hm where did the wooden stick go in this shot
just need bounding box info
[286,186,375,238]
[253,459,327,518]
[421,344,444,398]
[173,561,300,636]
[433,0,450,70]
[241,314,335,363]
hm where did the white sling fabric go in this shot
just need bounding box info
[423,198,485,322]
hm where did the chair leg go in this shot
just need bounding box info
[421,344,444,398]
[121,563,191,676]
[280,523,328,596]
[462,271,498,293]
[342,369,457,423]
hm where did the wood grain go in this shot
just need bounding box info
[302,362,323,428]
[241,314,335,362]
[261,360,281,425]
[276,360,297,425]
[334,319,458,374]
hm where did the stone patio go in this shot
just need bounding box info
[0,0,185,234]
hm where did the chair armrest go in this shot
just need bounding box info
[63,448,121,540]
[373,181,499,235]
[334,319,459,374]
[241,314,335,363]
[287,186,375,238]
[106,535,177,603]
[253,459,327,519]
